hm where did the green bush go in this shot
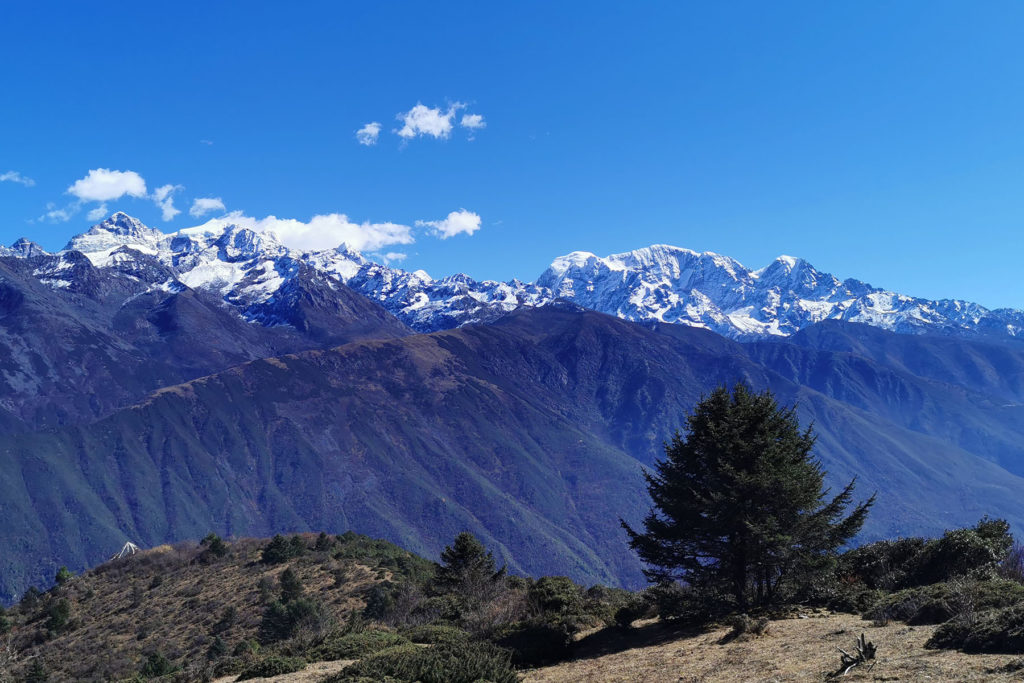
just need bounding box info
[236,656,306,680]
[312,630,410,661]
[199,532,228,562]
[836,538,929,590]
[582,585,632,625]
[259,598,322,643]
[650,582,704,621]
[528,576,583,615]
[139,651,179,678]
[836,519,1014,591]
[328,640,519,683]
[726,613,769,640]
[865,579,1024,626]
[919,518,1014,584]
[54,566,73,587]
[45,598,72,635]
[261,534,306,564]
[614,591,657,628]
[402,624,471,645]
[333,531,436,585]
[928,603,1024,653]
[280,567,304,603]
[494,619,575,666]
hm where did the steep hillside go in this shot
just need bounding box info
[0,532,431,682]
[0,245,410,427]
[6,307,1024,602]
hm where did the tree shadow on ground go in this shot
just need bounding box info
[565,619,709,663]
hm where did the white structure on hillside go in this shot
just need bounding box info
[111,541,140,560]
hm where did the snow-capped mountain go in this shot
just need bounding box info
[5,212,1023,342]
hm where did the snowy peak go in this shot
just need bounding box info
[8,238,48,258]
[65,212,166,261]
[3,213,1023,343]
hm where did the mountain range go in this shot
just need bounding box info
[1,213,1024,603]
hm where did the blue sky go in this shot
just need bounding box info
[2,1,1024,308]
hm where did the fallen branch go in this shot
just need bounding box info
[831,632,876,677]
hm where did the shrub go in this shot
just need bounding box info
[206,635,227,659]
[20,586,41,612]
[528,576,583,615]
[614,591,658,628]
[22,661,48,683]
[236,656,306,680]
[363,581,403,620]
[259,598,323,643]
[866,579,1024,626]
[726,614,770,640]
[836,538,929,590]
[261,534,305,564]
[280,567,304,603]
[332,531,435,586]
[313,630,410,661]
[582,585,632,625]
[45,598,72,635]
[54,566,73,587]
[999,541,1024,584]
[650,582,703,621]
[919,518,1014,584]
[140,651,179,678]
[315,532,334,552]
[402,624,471,645]
[329,640,519,683]
[928,602,1024,653]
[494,619,575,666]
[210,605,236,635]
[199,533,228,562]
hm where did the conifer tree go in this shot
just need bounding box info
[279,567,304,603]
[435,532,504,601]
[622,384,874,610]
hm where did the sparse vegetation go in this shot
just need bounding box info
[328,640,520,683]
[235,655,306,680]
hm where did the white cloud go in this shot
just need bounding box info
[356,122,381,146]
[67,168,147,202]
[460,114,485,130]
[0,171,35,187]
[190,197,226,218]
[415,209,482,239]
[396,103,465,140]
[87,204,108,221]
[40,202,75,223]
[195,211,415,252]
[384,252,407,262]
[151,184,182,221]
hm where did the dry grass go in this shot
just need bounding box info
[5,535,382,682]
[523,612,1024,682]
[210,658,354,683]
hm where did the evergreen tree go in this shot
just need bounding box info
[199,532,228,560]
[435,532,505,601]
[279,567,304,603]
[622,384,874,610]
[54,566,73,587]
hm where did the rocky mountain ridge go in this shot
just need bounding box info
[6,212,1021,342]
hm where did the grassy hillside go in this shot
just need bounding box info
[7,526,1024,682]
[0,532,431,682]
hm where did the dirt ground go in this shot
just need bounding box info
[211,659,353,683]
[522,613,1024,682]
